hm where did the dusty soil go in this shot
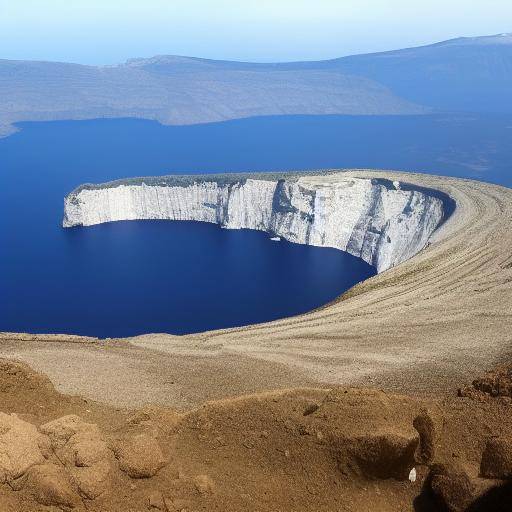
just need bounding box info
[0,359,511,512]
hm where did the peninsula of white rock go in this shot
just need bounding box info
[63,172,448,272]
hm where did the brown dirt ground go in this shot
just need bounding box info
[0,359,511,511]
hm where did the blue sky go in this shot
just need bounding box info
[1,0,511,64]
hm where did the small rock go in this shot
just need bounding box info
[114,433,166,478]
[303,402,319,416]
[127,411,152,426]
[163,496,176,511]
[24,463,79,509]
[429,463,474,512]
[409,467,417,482]
[194,474,214,496]
[148,490,166,509]
[480,437,512,479]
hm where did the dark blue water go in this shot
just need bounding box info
[1,114,510,337]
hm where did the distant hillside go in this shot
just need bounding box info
[0,33,511,136]
[324,33,512,113]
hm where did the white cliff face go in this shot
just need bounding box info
[63,174,446,273]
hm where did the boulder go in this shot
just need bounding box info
[480,437,512,479]
[57,426,110,468]
[0,413,49,483]
[311,389,421,481]
[24,463,79,509]
[40,415,96,449]
[429,463,474,512]
[113,433,166,478]
[42,415,114,499]
[71,459,111,499]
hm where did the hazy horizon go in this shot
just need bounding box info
[1,0,511,65]
[2,31,512,66]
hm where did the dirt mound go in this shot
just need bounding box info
[0,360,511,511]
[0,360,56,409]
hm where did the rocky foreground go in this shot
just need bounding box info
[0,359,511,512]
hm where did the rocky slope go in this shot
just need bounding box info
[63,173,446,273]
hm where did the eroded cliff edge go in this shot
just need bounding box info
[63,172,448,272]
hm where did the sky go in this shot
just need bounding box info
[0,0,511,64]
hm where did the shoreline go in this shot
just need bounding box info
[1,171,511,409]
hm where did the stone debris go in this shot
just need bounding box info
[1,357,512,511]
[113,433,166,478]
[458,365,512,400]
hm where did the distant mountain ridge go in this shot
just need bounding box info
[0,33,510,136]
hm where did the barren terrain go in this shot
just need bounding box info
[1,170,511,510]
[0,359,511,511]
[1,170,511,409]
